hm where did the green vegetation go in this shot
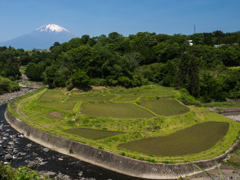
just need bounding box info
[0,46,21,81]
[68,95,116,101]
[117,95,139,101]
[0,76,20,95]
[82,103,155,118]
[64,128,124,140]
[0,164,50,180]
[38,90,62,101]
[223,147,240,168]
[118,122,229,156]
[40,113,60,119]
[140,99,190,116]
[8,85,240,163]
[37,102,76,111]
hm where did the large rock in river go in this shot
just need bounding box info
[4,154,13,161]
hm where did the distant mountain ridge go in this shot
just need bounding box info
[0,24,77,50]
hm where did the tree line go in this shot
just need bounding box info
[1,30,240,102]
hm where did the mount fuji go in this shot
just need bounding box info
[0,24,77,50]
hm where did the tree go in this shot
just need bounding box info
[174,53,199,97]
[162,60,176,86]
[188,55,200,97]
[126,52,142,73]
[72,70,90,86]
[174,53,190,89]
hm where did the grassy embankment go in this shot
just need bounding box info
[8,85,240,163]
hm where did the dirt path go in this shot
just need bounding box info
[16,88,47,124]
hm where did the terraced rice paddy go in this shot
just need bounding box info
[140,99,190,116]
[39,90,62,101]
[81,103,155,118]
[63,128,124,140]
[118,122,229,156]
[37,102,76,111]
[68,95,116,101]
[117,95,139,101]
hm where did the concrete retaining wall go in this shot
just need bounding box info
[5,108,240,179]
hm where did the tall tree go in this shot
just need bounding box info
[188,55,200,96]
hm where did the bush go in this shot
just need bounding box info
[0,76,20,95]
[178,88,202,107]
[0,164,50,180]
[89,78,106,86]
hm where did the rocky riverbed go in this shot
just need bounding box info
[0,88,35,105]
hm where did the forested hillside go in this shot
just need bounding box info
[0,46,21,94]
[1,30,240,102]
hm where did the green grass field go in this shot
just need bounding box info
[81,103,155,118]
[63,128,124,140]
[68,95,116,101]
[140,99,190,116]
[40,113,59,119]
[117,95,139,101]
[39,90,62,101]
[37,102,76,111]
[118,122,229,156]
[9,85,240,163]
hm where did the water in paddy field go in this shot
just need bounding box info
[0,104,146,180]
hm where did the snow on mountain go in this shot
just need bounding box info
[36,24,71,33]
[0,24,77,50]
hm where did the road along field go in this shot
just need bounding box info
[8,85,240,163]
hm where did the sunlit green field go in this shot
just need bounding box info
[68,95,116,101]
[37,102,76,111]
[9,85,240,163]
[82,103,155,118]
[64,128,124,140]
[118,122,229,156]
[39,90,62,101]
[140,99,190,116]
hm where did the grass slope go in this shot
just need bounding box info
[63,128,124,140]
[118,122,229,156]
[81,103,155,118]
[140,99,190,116]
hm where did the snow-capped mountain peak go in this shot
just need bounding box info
[36,24,70,33]
[0,24,77,50]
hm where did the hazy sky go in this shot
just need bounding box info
[0,0,239,41]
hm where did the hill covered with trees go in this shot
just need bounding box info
[1,30,240,102]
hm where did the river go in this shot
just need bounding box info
[0,104,143,180]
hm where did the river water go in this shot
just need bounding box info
[0,104,143,180]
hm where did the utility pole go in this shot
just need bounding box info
[194,24,196,34]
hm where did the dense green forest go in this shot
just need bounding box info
[1,30,240,102]
[0,46,21,94]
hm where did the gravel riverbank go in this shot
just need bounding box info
[0,88,35,105]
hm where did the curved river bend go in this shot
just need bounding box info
[0,104,144,180]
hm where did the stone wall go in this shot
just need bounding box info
[4,108,240,179]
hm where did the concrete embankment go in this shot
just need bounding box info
[4,108,240,179]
